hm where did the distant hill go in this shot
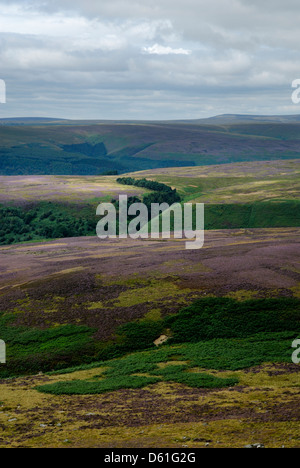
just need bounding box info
[0,117,67,125]
[177,114,300,125]
[1,115,300,175]
[2,113,300,126]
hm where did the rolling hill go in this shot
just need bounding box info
[0,116,299,448]
[1,115,300,175]
[0,229,299,447]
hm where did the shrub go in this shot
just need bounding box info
[164,297,300,343]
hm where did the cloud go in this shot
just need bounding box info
[0,0,299,119]
[143,44,191,55]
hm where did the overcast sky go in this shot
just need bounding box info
[0,0,299,120]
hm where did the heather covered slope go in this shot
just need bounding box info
[0,229,299,378]
[0,229,299,448]
[0,175,145,205]
[0,130,299,448]
[1,118,300,175]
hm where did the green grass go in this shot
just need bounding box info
[35,332,294,395]
[150,366,238,389]
[1,297,299,380]
[154,201,300,231]
[205,201,300,229]
[165,297,300,342]
[36,375,161,395]
[0,312,96,378]
[35,297,300,395]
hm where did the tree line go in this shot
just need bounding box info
[116,177,182,209]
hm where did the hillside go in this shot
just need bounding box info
[0,229,299,447]
[0,229,299,379]
[0,118,299,449]
[1,116,300,175]
[0,159,298,246]
[125,159,300,204]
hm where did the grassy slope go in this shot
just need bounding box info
[127,160,300,229]
[1,121,300,175]
[0,160,298,205]
[0,159,298,246]
[125,160,300,204]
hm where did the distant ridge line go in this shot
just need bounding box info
[1,114,300,126]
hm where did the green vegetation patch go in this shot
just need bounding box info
[35,297,299,395]
[0,198,299,247]
[1,297,299,380]
[36,345,239,395]
[177,332,297,370]
[116,177,182,208]
[36,375,161,395]
[150,365,238,389]
[0,311,96,377]
[165,297,300,343]
[204,201,300,229]
[0,202,97,245]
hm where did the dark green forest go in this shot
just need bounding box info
[0,203,96,245]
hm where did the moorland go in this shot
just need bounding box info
[0,115,299,448]
[1,115,300,175]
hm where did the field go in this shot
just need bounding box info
[0,175,145,205]
[127,159,300,204]
[0,159,299,206]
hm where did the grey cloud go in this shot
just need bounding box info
[0,0,299,119]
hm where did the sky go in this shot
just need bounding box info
[0,0,300,120]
